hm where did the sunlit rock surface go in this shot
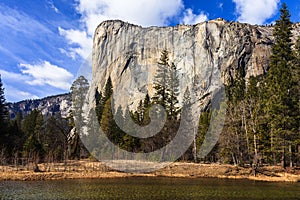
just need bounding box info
[91,19,299,109]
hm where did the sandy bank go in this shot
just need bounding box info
[0,161,299,182]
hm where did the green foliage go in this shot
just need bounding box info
[95,76,113,123]
[96,77,140,152]
[152,49,170,107]
[0,5,299,167]
[100,97,115,141]
[226,66,245,103]
[22,110,44,157]
[167,62,180,119]
[264,3,297,167]
[146,50,181,155]
[43,115,70,161]
[0,75,8,147]
[152,50,180,119]
[69,76,90,159]
[0,75,8,122]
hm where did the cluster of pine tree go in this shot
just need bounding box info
[94,76,140,152]
[0,4,298,169]
[91,3,298,167]
[95,49,183,155]
[204,3,299,169]
[0,75,89,166]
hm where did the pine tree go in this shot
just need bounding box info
[152,49,170,107]
[22,110,44,157]
[69,75,90,159]
[221,65,247,165]
[150,50,181,155]
[95,76,113,123]
[95,89,104,122]
[265,3,295,168]
[292,36,300,166]
[0,75,8,147]
[167,62,180,119]
[152,50,180,120]
[143,93,150,109]
[100,96,116,142]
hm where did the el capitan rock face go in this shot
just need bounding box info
[7,20,300,118]
[91,19,299,109]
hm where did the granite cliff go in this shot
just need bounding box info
[9,20,300,117]
[8,93,71,119]
[91,19,300,109]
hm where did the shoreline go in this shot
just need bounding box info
[0,161,299,182]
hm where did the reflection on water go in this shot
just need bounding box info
[0,177,299,200]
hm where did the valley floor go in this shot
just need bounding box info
[0,160,299,182]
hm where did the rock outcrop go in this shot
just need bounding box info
[8,93,71,119]
[91,19,299,109]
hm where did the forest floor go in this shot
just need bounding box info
[0,160,299,182]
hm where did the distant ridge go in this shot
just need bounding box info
[7,93,71,119]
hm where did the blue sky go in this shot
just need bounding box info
[0,0,299,102]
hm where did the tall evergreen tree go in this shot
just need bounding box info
[167,62,180,119]
[22,110,44,157]
[69,75,90,159]
[95,89,103,122]
[0,75,8,148]
[265,3,295,168]
[95,76,113,123]
[292,36,300,166]
[152,50,180,119]
[152,49,170,108]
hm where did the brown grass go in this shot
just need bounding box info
[0,160,299,182]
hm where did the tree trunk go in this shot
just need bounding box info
[298,145,300,167]
[281,145,286,169]
[289,144,293,167]
[243,108,251,165]
[193,127,197,162]
[271,131,276,165]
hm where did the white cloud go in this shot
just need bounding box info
[219,3,224,10]
[76,0,184,34]
[58,27,92,59]
[0,70,38,102]
[19,61,74,90]
[5,85,39,102]
[59,0,184,60]
[0,5,51,36]
[181,8,208,25]
[0,69,30,82]
[47,0,59,13]
[233,0,280,24]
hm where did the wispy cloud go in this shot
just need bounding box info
[0,69,29,82]
[59,0,185,60]
[219,3,224,10]
[0,64,73,102]
[232,0,280,24]
[0,4,69,68]
[181,9,208,24]
[0,70,38,101]
[76,0,184,34]
[0,44,24,63]
[58,27,92,60]
[0,4,51,36]
[47,0,60,13]
[19,61,74,90]
[4,85,39,102]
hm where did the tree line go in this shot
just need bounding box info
[0,3,298,170]
[0,77,87,167]
[94,3,299,168]
[209,3,299,169]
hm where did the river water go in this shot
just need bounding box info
[0,177,299,199]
